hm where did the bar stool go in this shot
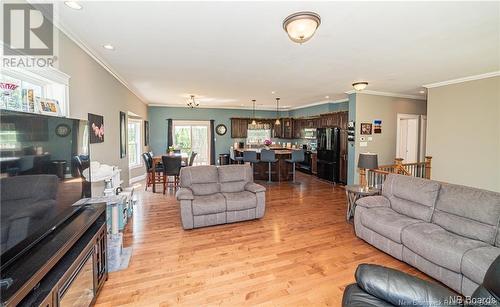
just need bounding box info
[230,147,244,164]
[260,149,277,183]
[285,149,305,184]
[243,150,259,171]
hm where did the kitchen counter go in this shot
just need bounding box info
[234,148,297,181]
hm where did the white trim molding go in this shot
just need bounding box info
[149,98,350,112]
[53,20,149,106]
[345,90,426,101]
[129,173,146,185]
[423,71,500,88]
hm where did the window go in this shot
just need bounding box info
[247,129,271,145]
[172,120,210,165]
[128,119,142,168]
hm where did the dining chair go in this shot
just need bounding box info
[230,147,243,164]
[142,153,163,191]
[162,155,182,193]
[73,155,91,197]
[189,152,197,166]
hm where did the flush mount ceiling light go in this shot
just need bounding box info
[275,98,281,125]
[352,81,368,91]
[419,90,426,94]
[187,95,199,108]
[102,44,115,50]
[283,11,321,44]
[64,1,82,10]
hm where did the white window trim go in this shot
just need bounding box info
[2,67,71,117]
[128,118,142,169]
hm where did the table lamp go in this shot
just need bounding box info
[358,153,378,190]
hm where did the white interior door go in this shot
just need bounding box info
[419,115,427,162]
[172,120,210,165]
[397,114,420,163]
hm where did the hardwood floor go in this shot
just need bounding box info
[95,172,429,306]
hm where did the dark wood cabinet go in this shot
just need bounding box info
[282,118,293,139]
[231,118,249,138]
[311,152,318,175]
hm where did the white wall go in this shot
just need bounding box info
[57,31,148,193]
[354,93,427,183]
[426,76,500,192]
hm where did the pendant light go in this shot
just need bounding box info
[275,97,281,125]
[251,99,257,126]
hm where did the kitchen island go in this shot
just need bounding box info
[234,148,296,182]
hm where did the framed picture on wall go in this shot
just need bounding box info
[88,113,104,143]
[144,120,150,146]
[120,111,126,158]
[360,123,372,135]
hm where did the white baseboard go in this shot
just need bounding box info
[129,174,146,185]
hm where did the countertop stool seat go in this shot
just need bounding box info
[260,149,278,183]
[243,150,260,172]
[285,149,305,184]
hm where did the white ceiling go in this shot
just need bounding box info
[56,1,500,109]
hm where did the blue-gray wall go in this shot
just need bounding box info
[149,101,349,165]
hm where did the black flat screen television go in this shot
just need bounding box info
[0,110,91,270]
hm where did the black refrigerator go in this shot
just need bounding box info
[316,127,340,182]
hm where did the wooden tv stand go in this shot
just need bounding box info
[1,203,107,306]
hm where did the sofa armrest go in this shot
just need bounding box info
[176,187,194,200]
[355,264,460,307]
[245,182,266,193]
[355,195,390,209]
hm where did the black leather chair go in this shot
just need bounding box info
[73,155,91,198]
[142,153,163,191]
[162,155,182,193]
[342,255,500,306]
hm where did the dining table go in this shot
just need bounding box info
[151,153,189,193]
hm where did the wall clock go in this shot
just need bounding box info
[216,124,227,136]
[55,124,71,137]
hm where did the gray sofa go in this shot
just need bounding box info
[355,174,500,296]
[175,164,266,229]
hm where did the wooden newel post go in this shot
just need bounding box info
[394,158,404,174]
[425,156,432,179]
[359,168,367,186]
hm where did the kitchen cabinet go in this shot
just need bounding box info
[231,118,249,138]
[274,118,293,139]
[311,152,318,175]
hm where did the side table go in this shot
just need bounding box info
[345,185,380,221]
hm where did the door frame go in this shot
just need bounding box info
[396,113,421,163]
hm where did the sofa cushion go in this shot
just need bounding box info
[382,174,440,222]
[223,191,257,211]
[192,193,226,215]
[180,166,219,196]
[432,183,500,245]
[402,223,487,273]
[355,196,390,209]
[218,165,252,193]
[461,246,500,284]
[360,207,424,243]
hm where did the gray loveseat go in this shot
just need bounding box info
[355,174,500,296]
[175,164,266,229]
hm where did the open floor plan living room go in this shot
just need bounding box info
[1,1,499,306]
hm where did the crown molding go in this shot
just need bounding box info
[148,104,279,111]
[423,71,500,88]
[345,90,426,101]
[149,98,350,111]
[288,98,349,110]
[53,19,148,106]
